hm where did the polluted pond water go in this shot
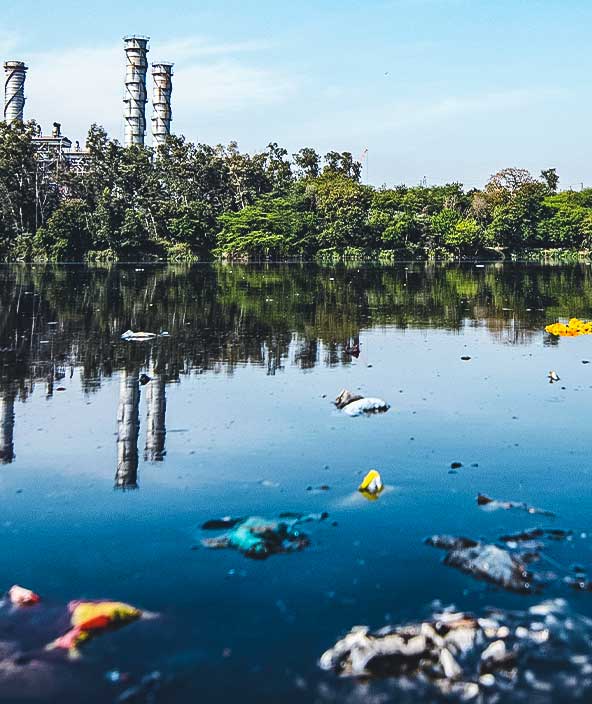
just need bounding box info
[1,262,592,702]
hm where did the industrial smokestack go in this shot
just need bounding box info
[123,35,149,147]
[3,61,27,123]
[151,62,173,149]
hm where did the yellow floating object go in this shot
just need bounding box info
[545,318,592,337]
[70,600,141,629]
[358,470,383,500]
[49,600,142,653]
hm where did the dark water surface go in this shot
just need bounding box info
[0,262,592,702]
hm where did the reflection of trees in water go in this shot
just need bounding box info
[0,262,589,471]
[0,261,590,392]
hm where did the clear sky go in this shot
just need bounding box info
[2,0,591,189]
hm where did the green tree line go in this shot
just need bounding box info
[0,120,590,261]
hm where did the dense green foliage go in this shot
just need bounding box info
[0,121,590,261]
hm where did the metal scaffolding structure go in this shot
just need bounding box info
[3,61,27,123]
[123,35,149,147]
[151,62,173,149]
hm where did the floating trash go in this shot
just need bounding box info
[8,584,40,607]
[334,389,389,417]
[319,599,592,702]
[139,373,152,386]
[426,535,535,592]
[344,343,360,358]
[358,470,383,500]
[477,493,555,517]
[116,671,162,703]
[546,318,592,337]
[548,370,560,383]
[201,513,328,560]
[499,528,572,543]
[120,330,157,342]
[47,600,142,655]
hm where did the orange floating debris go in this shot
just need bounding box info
[545,318,592,337]
[48,600,142,654]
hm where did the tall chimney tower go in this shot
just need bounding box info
[123,36,149,147]
[3,61,27,123]
[151,62,173,149]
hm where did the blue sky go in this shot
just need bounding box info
[2,0,592,188]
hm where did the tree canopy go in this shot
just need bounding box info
[0,121,588,261]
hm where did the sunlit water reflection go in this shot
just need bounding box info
[0,262,591,702]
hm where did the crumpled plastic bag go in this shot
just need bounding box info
[8,585,40,607]
[334,389,389,416]
[201,512,328,560]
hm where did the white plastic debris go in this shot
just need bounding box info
[121,330,157,341]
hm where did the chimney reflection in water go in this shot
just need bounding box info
[144,368,166,461]
[0,387,16,464]
[115,368,140,489]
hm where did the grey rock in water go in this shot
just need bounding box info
[477,493,555,517]
[319,599,592,702]
[427,536,534,593]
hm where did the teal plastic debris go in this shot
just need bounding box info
[201,512,328,560]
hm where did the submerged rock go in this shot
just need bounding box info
[201,512,328,560]
[427,536,534,593]
[499,528,572,543]
[116,670,162,703]
[477,493,555,517]
[334,389,389,417]
[319,599,592,702]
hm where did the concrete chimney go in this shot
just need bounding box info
[3,61,27,123]
[151,62,173,149]
[123,36,149,147]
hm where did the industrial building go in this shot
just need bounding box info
[2,35,173,172]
